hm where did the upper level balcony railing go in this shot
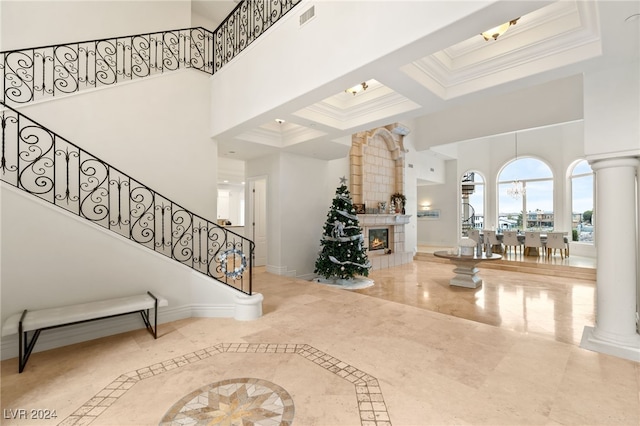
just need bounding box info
[1,0,301,105]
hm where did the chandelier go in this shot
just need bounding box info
[507,179,525,199]
[507,132,526,200]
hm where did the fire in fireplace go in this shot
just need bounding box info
[369,228,388,251]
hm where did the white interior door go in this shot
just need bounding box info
[249,177,267,266]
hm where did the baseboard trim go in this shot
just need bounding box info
[266,264,296,276]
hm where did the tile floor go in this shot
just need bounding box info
[1,258,639,426]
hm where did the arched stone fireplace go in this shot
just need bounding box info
[350,124,412,270]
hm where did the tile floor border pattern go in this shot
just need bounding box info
[57,342,391,426]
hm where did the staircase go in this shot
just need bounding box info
[1,1,303,297]
[461,172,477,236]
[1,102,255,294]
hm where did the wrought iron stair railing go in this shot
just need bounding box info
[1,102,254,295]
[1,0,301,106]
[461,202,476,236]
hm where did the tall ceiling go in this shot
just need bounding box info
[192,1,639,164]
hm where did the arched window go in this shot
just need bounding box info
[571,160,594,243]
[461,172,484,235]
[498,158,554,231]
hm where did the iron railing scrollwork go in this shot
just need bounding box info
[1,28,214,105]
[1,103,253,294]
[1,0,302,105]
[213,0,301,72]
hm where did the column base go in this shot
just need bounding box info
[580,326,640,362]
[234,293,264,321]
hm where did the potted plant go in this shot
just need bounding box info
[390,193,406,214]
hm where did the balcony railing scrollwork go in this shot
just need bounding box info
[1,0,302,105]
[1,103,254,294]
[213,0,301,72]
[1,28,214,105]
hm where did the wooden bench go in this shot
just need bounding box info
[1,291,168,373]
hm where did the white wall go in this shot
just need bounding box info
[15,71,217,217]
[0,0,192,51]
[191,6,218,32]
[246,152,328,277]
[413,75,584,150]
[417,121,586,246]
[280,153,328,277]
[584,62,640,159]
[417,161,459,247]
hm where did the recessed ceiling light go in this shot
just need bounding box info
[275,118,285,124]
[345,82,368,95]
[481,18,519,41]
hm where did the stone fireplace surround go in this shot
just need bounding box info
[350,125,412,271]
[359,214,412,270]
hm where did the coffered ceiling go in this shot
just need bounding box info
[192,1,639,162]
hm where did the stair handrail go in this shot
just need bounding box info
[462,202,476,235]
[1,0,302,105]
[1,102,254,295]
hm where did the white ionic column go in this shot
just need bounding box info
[581,156,640,362]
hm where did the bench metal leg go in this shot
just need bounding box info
[18,310,42,374]
[140,291,159,339]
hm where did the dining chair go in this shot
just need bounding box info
[524,231,544,256]
[502,230,522,256]
[546,232,568,258]
[483,230,502,253]
[467,229,480,245]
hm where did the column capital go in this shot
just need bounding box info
[588,156,640,171]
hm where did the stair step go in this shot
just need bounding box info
[413,252,596,281]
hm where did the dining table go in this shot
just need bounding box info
[433,250,502,288]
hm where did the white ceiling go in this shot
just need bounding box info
[192,1,639,165]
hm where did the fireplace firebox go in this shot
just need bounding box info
[369,228,388,251]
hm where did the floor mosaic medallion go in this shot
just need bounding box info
[159,377,294,426]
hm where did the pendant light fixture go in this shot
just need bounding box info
[507,132,526,200]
